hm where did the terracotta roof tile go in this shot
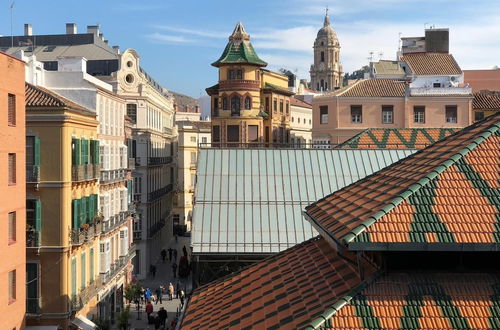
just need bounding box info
[290,97,312,108]
[339,128,459,149]
[473,90,500,110]
[181,236,376,329]
[400,53,462,75]
[335,79,406,98]
[305,113,500,248]
[25,82,94,115]
[329,273,500,330]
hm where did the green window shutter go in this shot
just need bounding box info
[89,248,94,282]
[72,139,77,165]
[95,140,100,164]
[81,253,86,289]
[88,196,94,221]
[93,194,99,218]
[89,140,94,164]
[72,199,79,229]
[35,199,42,232]
[127,180,132,204]
[82,140,89,165]
[81,197,87,225]
[34,136,41,166]
[71,258,77,298]
[76,139,82,165]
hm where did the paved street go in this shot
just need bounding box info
[118,236,192,330]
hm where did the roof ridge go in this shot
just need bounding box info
[342,120,500,244]
[336,79,362,96]
[304,270,384,329]
[27,83,65,107]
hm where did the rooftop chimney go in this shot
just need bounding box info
[104,40,109,45]
[24,24,32,36]
[99,33,104,40]
[66,23,77,34]
[87,25,100,35]
[112,45,120,54]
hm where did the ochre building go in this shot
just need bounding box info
[206,23,293,146]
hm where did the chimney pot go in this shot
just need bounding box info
[66,23,77,34]
[24,24,33,36]
[87,25,100,35]
[112,45,120,54]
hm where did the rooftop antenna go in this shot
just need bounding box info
[378,51,384,60]
[424,22,429,30]
[398,32,402,51]
[367,51,374,63]
[10,1,15,47]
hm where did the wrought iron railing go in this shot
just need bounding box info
[100,169,126,184]
[26,229,40,247]
[26,165,40,182]
[72,164,100,181]
[148,156,173,166]
[70,221,102,245]
[147,184,173,202]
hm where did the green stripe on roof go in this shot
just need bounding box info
[489,282,500,329]
[352,294,382,329]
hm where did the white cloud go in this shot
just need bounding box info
[152,25,226,39]
[147,33,194,44]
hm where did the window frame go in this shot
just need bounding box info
[8,269,16,304]
[8,211,16,245]
[445,105,458,123]
[351,105,363,123]
[414,106,425,123]
[8,153,16,185]
[8,93,16,127]
[320,105,328,124]
[381,105,394,124]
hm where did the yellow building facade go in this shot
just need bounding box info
[207,23,293,146]
[26,83,101,328]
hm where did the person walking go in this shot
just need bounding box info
[173,248,178,263]
[167,247,173,262]
[182,245,188,257]
[176,282,180,299]
[180,290,185,307]
[175,233,178,243]
[150,264,157,278]
[145,288,152,302]
[168,282,174,301]
[145,301,154,323]
[161,249,167,263]
[172,262,178,279]
[155,287,163,304]
[158,307,168,329]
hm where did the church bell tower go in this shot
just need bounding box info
[310,10,343,92]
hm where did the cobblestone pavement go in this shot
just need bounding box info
[116,236,192,330]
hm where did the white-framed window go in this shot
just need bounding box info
[320,105,328,124]
[351,105,362,123]
[382,105,394,124]
[445,105,457,123]
[414,106,425,123]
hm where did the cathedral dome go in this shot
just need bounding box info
[316,14,338,43]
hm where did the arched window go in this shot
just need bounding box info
[244,96,251,110]
[320,79,324,91]
[320,51,325,62]
[321,41,324,46]
[231,95,240,116]
[222,97,228,110]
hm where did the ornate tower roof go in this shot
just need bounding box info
[212,22,267,68]
[315,12,339,44]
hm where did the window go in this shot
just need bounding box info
[126,104,137,124]
[286,101,289,114]
[320,106,328,124]
[212,125,220,142]
[414,106,425,123]
[213,97,219,117]
[244,96,251,110]
[222,97,228,110]
[8,93,15,126]
[231,95,240,116]
[190,136,196,143]
[351,105,362,123]
[291,117,294,123]
[8,212,16,244]
[273,98,277,113]
[433,82,441,88]
[227,125,239,142]
[475,111,484,122]
[26,263,38,313]
[280,100,284,113]
[8,270,16,303]
[265,97,270,112]
[248,125,258,143]
[382,105,394,124]
[320,51,325,62]
[81,253,86,290]
[201,137,207,144]
[8,153,16,185]
[445,105,457,123]
[228,69,243,80]
[190,152,197,165]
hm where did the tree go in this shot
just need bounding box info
[124,283,141,307]
[117,307,131,330]
[343,65,370,86]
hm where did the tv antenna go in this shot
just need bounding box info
[10,1,15,47]
[367,51,374,63]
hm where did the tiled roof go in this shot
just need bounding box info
[473,90,500,110]
[305,113,500,249]
[290,97,312,108]
[25,83,94,115]
[212,23,267,67]
[400,53,462,75]
[326,272,500,330]
[338,128,459,149]
[181,236,376,329]
[192,148,414,254]
[336,79,406,98]
[373,60,405,76]
[263,82,295,95]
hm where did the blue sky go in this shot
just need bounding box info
[1,0,499,97]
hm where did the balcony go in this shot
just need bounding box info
[147,183,173,202]
[219,79,260,91]
[26,229,40,247]
[409,86,472,96]
[128,158,135,170]
[101,249,135,284]
[101,211,131,235]
[26,165,40,183]
[72,164,99,182]
[148,156,173,166]
[71,275,102,312]
[163,127,173,136]
[26,298,41,314]
[147,218,166,238]
[70,221,102,246]
[100,169,126,184]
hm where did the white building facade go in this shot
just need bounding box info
[290,98,313,147]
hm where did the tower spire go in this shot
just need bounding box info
[324,6,330,27]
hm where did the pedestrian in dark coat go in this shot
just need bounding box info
[172,262,177,278]
[161,249,167,262]
[173,248,178,262]
[158,307,168,328]
[155,287,163,304]
[167,247,173,262]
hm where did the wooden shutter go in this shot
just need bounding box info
[71,259,76,298]
[74,139,81,165]
[8,93,16,126]
[81,197,87,225]
[89,248,94,282]
[94,140,100,164]
[82,140,88,165]
[34,137,41,166]
[8,153,16,184]
[35,200,42,232]
[73,199,79,229]
[81,253,86,289]
[8,212,16,243]
[8,270,16,301]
